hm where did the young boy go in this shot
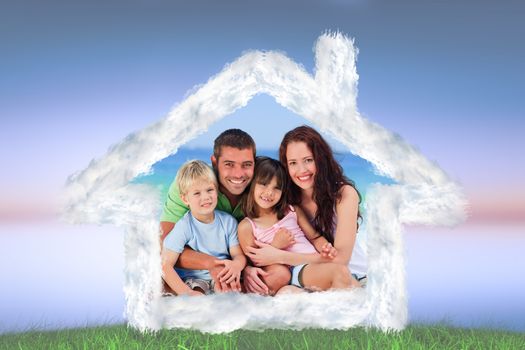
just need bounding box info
[161,160,246,296]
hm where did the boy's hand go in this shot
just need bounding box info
[271,228,295,249]
[215,259,243,292]
[320,242,337,259]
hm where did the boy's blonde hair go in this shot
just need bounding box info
[176,160,218,195]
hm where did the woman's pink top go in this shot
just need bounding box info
[245,207,317,254]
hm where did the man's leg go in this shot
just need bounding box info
[262,264,291,296]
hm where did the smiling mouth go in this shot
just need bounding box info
[260,196,273,203]
[228,178,246,185]
[297,174,312,181]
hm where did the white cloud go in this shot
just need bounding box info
[63,32,466,332]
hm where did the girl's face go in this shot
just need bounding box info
[253,176,282,211]
[285,141,316,191]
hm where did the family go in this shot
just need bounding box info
[160,126,367,296]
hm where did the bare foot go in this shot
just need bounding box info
[276,285,305,295]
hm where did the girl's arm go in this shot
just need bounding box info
[295,205,337,258]
[237,219,257,255]
[330,185,360,266]
[237,219,271,295]
[161,248,200,296]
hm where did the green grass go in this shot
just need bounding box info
[1,324,524,350]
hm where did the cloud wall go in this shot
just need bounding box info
[63,32,466,332]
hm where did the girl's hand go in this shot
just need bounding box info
[215,259,243,292]
[246,241,283,266]
[271,228,295,249]
[321,242,338,259]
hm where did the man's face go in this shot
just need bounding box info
[211,146,255,198]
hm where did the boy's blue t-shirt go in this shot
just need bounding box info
[163,210,239,280]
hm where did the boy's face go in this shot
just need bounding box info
[211,146,255,198]
[181,180,218,218]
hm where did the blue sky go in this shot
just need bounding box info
[4,0,524,222]
[1,0,525,333]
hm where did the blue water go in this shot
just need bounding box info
[132,147,395,204]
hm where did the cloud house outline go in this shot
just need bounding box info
[63,32,466,332]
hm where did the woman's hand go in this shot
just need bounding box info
[246,241,283,266]
[271,228,295,249]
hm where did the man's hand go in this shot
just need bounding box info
[242,265,270,295]
[271,228,295,249]
[208,261,232,293]
[215,259,243,292]
[320,242,338,259]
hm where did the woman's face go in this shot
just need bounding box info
[285,141,316,191]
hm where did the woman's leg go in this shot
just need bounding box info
[301,263,359,291]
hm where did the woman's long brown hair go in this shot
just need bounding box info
[279,125,361,244]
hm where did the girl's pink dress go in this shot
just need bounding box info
[245,207,317,254]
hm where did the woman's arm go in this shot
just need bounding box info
[330,185,360,266]
[246,241,334,266]
[295,205,337,258]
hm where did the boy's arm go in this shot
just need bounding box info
[295,205,337,259]
[161,248,201,296]
[162,219,231,292]
[230,245,247,270]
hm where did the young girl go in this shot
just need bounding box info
[238,156,357,295]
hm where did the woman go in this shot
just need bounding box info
[245,126,367,290]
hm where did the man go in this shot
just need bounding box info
[160,129,290,294]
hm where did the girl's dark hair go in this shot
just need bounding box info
[242,157,289,220]
[279,125,361,244]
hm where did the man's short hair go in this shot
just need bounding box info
[213,129,256,159]
[176,160,218,195]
